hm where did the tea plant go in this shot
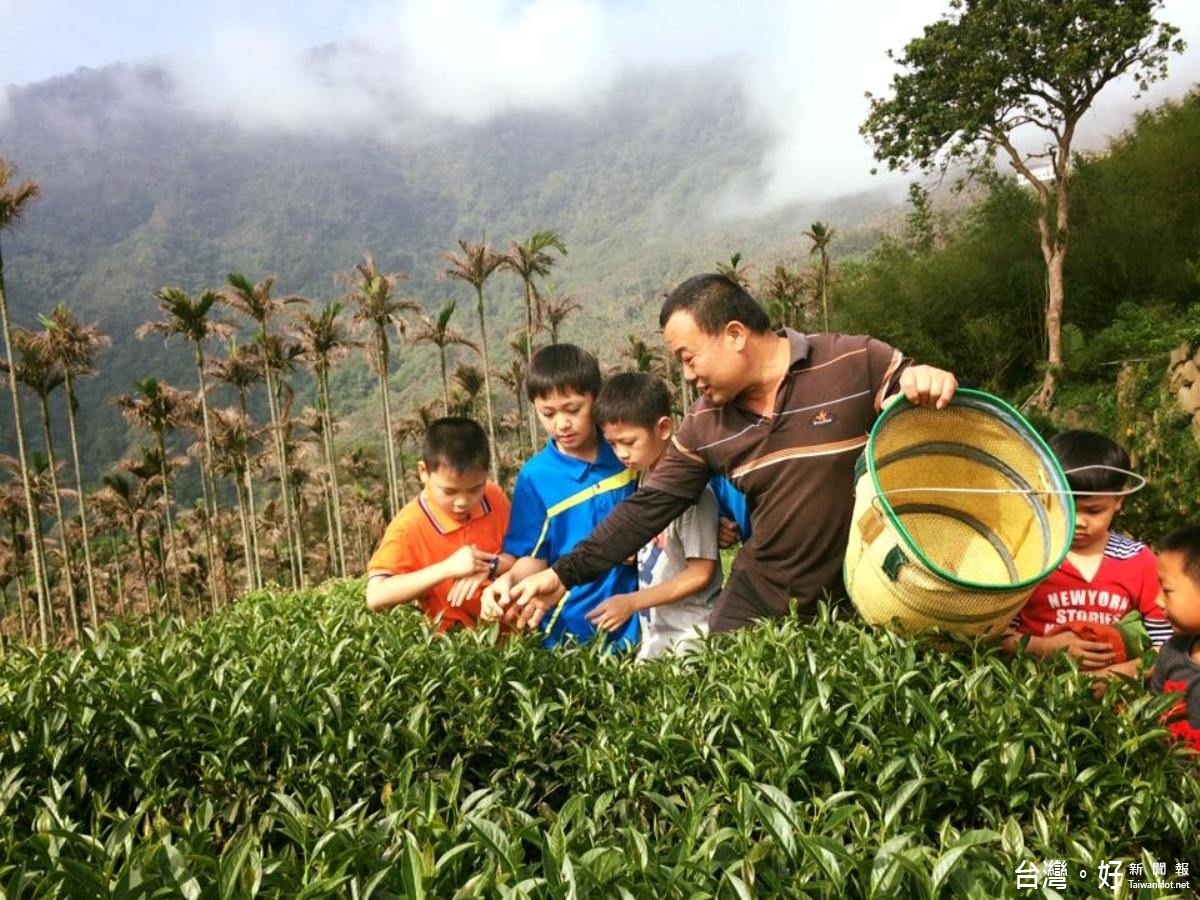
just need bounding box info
[0,580,1196,897]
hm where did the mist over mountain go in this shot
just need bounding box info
[1,61,909,479]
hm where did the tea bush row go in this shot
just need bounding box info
[0,581,1196,897]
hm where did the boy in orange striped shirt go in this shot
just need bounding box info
[365,417,510,630]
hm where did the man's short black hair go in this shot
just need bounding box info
[422,417,490,474]
[1048,430,1131,494]
[526,343,601,402]
[595,372,673,430]
[658,273,772,336]
[1160,525,1200,585]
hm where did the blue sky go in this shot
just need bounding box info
[0,0,364,86]
[4,0,1198,209]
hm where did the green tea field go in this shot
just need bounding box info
[0,582,1196,897]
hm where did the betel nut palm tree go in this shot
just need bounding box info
[139,286,232,611]
[1,328,81,640]
[412,301,479,416]
[442,238,505,481]
[40,304,110,631]
[207,339,265,588]
[343,255,419,521]
[0,157,50,643]
[500,230,567,448]
[803,222,836,332]
[115,377,192,613]
[292,301,355,577]
[221,272,307,587]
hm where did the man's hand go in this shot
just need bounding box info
[443,545,495,581]
[899,365,958,410]
[586,593,638,633]
[507,567,566,608]
[500,568,567,631]
[717,517,741,549]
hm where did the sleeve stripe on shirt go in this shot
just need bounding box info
[730,436,868,479]
[795,346,868,374]
[694,422,762,453]
[670,435,707,463]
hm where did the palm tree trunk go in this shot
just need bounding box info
[319,368,346,576]
[34,507,54,640]
[38,393,79,641]
[474,284,500,482]
[243,466,263,589]
[0,243,50,644]
[353,508,366,571]
[16,571,30,642]
[133,525,149,614]
[523,282,538,448]
[820,253,830,332]
[113,548,125,618]
[192,348,223,612]
[232,466,253,592]
[375,330,400,519]
[263,363,301,587]
[153,431,184,616]
[439,346,451,415]
[319,471,336,578]
[62,372,99,632]
[396,435,410,507]
[290,475,307,585]
[235,388,263,589]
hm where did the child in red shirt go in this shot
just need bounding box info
[1006,431,1170,676]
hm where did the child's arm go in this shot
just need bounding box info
[366,545,495,612]
[587,556,716,633]
[446,552,516,608]
[1001,629,1116,669]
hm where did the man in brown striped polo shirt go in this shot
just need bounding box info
[498,273,957,633]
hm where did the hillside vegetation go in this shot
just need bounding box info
[2,72,1200,640]
[0,63,897,479]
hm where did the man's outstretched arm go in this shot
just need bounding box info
[555,487,693,586]
[500,487,695,628]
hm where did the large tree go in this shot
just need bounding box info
[222,273,306,586]
[412,302,479,416]
[861,0,1183,408]
[802,223,836,332]
[500,230,567,447]
[115,378,191,612]
[293,302,354,577]
[139,287,231,611]
[40,305,110,631]
[2,329,80,640]
[344,256,419,520]
[0,159,49,643]
[442,239,505,481]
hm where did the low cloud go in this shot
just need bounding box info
[14,0,1200,214]
[161,0,956,212]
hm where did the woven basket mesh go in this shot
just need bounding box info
[844,390,1073,636]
